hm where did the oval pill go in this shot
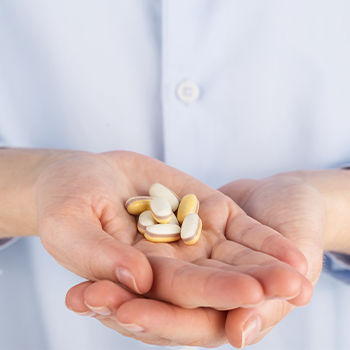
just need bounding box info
[145,224,181,243]
[150,197,173,224]
[125,196,153,215]
[181,213,202,245]
[168,212,180,226]
[149,183,180,212]
[137,210,156,234]
[177,194,199,224]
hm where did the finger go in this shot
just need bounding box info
[220,178,325,280]
[225,299,295,348]
[65,280,138,314]
[66,280,144,340]
[145,256,264,309]
[219,179,258,205]
[39,213,153,294]
[65,281,96,316]
[220,180,310,275]
[224,213,309,275]
[116,299,228,348]
[195,257,313,306]
[67,279,228,347]
[210,240,313,304]
[84,280,139,316]
[37,155,153,294]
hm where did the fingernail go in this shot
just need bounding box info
[85,303,112,316]
[116,267,141,294]
[242,316,262,348]
[74,310,97,317]
[118,322,144,333]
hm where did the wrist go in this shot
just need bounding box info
[282,170,350,254]
[0,148,85,238]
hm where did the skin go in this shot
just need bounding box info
[0,148,312,348]
[66,170,350,348]
[1,148,309,300]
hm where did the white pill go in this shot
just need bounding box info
[145,224,181,243]
[149,183,180,212]
[168,212,180,226]
[150,197,173,224]
[181,213,202,245]
[137,210,156,234]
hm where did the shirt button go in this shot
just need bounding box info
[176,81,200,103]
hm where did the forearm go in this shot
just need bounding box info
[0,148,74,238]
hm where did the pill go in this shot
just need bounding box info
[181,213,202,245]
[125,196,153,215]
[150,197,173,224]
[149,183,180,212]
[168,212,180,226]
[177,194,199,224]
[137,210,156,234]
[145,224,181,243]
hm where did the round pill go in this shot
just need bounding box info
[177,194,199,224]
[149,183,180,212]
[137,210,157,234]
[150,197,173,224]
[181,213,202,245]
[125,196,153,215]
[145,224,181,243]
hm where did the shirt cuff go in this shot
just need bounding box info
[0,237,19,251]
[323,251,350,284]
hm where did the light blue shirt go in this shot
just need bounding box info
[1,1,350,349]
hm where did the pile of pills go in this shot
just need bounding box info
[125,183,202,245]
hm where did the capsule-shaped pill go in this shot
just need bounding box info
[150,197,173,224]
[181,213,202,245]
[145,224,181,243]
[149,183,180,212]
[177,194,199,224]
[125,196,153,215]
[137,210,157,234]
[168,212,180,226]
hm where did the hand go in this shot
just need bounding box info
[35,150,310,303]
[65,253,312,348]
[1,148,312,346]
[67,169,348,347]
[219,170,350,346]
[64,166,325,348]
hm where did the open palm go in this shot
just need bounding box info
[63,158,314,347]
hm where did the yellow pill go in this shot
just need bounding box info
[137,210,156,234]
[181,213,202,245]
[145,224,181,243]
[177,194,199,224]
[150,197,173,224]
[125,196,153,215]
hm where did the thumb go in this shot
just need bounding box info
[38,211,153,294]
[219,179,259,205]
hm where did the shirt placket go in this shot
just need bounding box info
[161,0,203,178]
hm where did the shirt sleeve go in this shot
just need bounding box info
[323,251,350,284]
[0,147,15,251]
[0,238,19,251]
